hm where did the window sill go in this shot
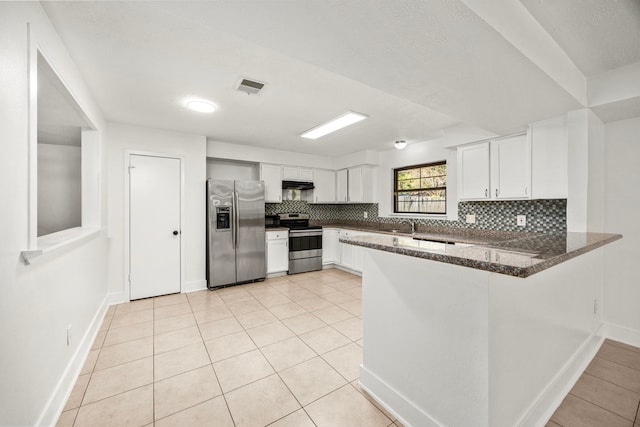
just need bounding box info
[21,226,102,265]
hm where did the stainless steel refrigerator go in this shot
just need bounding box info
[206,179,266,289]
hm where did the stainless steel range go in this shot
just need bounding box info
[278,213,323,274]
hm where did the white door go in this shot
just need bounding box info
[129,154,181,300]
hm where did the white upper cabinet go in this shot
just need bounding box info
[458,135,531,201]
[260,164,282,203]
[336,169,348,203]
[335,166,374,203]
[312,169,336,203]
[491,134,531,199]
[458,142,490,200]
[530,117,568,199]
[348,167,364,202]
[282,166,313,181]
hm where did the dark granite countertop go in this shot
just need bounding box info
[323,221,622,278]
[265,227,290,232]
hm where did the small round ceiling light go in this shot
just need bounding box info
[185,99,217,113]
[394,140,407,150]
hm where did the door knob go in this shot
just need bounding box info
[172,230,179,236]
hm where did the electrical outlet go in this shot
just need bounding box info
[465,214,476,224]
[66,325,72,346]
[516,215,526,227]
[363,211,368,219]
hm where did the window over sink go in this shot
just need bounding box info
[393,161,447,214]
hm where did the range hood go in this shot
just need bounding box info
[282,180,315,190]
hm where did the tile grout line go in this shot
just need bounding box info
[580,371,640,396]
[567,391,638,422]
[593,353,640,375]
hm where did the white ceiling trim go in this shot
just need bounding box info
[461,0,587,105]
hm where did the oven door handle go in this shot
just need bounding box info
[289,231,323,237]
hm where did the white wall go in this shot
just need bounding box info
[376,138,458,220]
[0,3,108,426]
[107,123,207,298]
[37,143,82,236]
[603,116,640,338]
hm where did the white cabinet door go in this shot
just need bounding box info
[491,134,531,199]
[339,229,359,271]
[458,142,490,200]
[336,169,348,203]
[530,117,568,199]
[298,168,313,181]
[261,164,282,203]
[313,169,336,203]
[282,166,298,180]
[282,167,313,181]
[322,229,340,264]
[266,231,288,273]
[348,167,363,202]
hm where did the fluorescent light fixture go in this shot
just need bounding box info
[394,140,407,149]
[185,99,217,113]
[300,111,368,139]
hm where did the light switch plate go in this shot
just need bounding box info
[465,214,476,224]
[517,215,526,227]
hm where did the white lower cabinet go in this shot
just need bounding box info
[336,229,374,273]
[322,229,340,264]
[266,230,288,274]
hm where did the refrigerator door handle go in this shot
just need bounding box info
[234,191,240,249]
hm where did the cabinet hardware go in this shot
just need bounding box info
[485,189,488,197]
[495,188,499,197]
[525,187,528,195]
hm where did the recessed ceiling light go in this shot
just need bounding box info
[300,111,368,140]
[394,140,407,150]
[185,99,217,113]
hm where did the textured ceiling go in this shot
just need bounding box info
[520,0,640,76]
[40,0,639,155]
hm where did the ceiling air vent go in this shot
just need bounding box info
[236,78,266,95]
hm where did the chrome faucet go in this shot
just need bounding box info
[403,220,416,234]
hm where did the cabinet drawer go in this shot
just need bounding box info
[266,231,288,240]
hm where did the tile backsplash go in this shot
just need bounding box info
[266,199,566,234]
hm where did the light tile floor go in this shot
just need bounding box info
[549,339,640,427]
[57,269,402,427]
[57,268,640,427]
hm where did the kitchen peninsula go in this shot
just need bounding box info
[341,230,622,427]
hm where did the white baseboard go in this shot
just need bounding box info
[359,365,441,427]
[37,294,111,427]
[604,322,640,347]
[332,264,362,276]
[107,290,127,305]
[183,279,207,293]
[515,325,605,427]
[266,271,288,279]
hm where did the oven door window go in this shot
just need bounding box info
[289,234,322,251]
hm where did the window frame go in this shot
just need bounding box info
[393,161,447,215]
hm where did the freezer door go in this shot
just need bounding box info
[207,179,237,287]
[235,181,266,283]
